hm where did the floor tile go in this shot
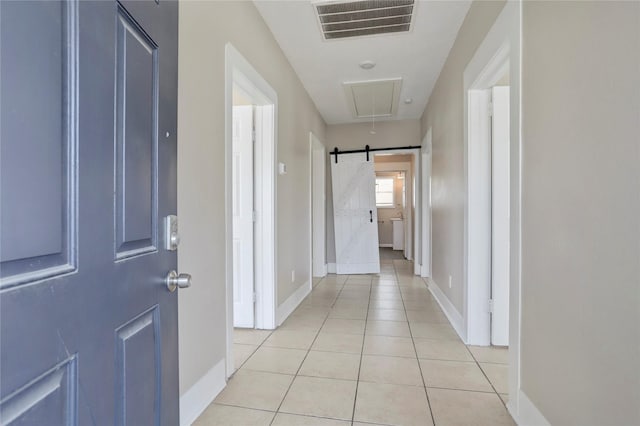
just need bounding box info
[312,332,364,354]
[359,354,423,386]
[479,362,509,393]
[299,350,361,380]
[263,329,318,350]
[328,307,368,320]
[427,388,515,426]
[193,404,274,426]
[420,359,493,392]
[243,346,307,375]
[468,345,509,364]
[271,413,350,426]
[365,320,411,337]
[321,318,366,335]
[363,335,416,358]
[368,299,404,310]
[367,308,407,322]
[280,376,357,421]
[233,329,272,345]
[354,382,433,426]
[214,369,293,411]
[406,308,448,323]
[280,314,325,332]
[409,322,460,340]
[233,343,257,370]
[414,338,474,361]
[369,293,403,301]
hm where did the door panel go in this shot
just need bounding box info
[232,105,255,328]
[0,0,75,285]
[331,153,380,274]
[115,4,159,258]
[491,86,510,346]
[0,1,179,424]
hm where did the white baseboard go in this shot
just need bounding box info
[276,279,311,326]
[426,278,466,341]
[327,263,336,274]
[378,243,393,248]
[180,358,227,426]
[508,389,550,426]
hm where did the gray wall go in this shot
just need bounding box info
[421,0,640,423]
[419,1,506,313]
[326,120,420,263]
[520,2,640,424]
[178,1,326,395]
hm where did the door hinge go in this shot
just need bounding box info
[488,299,494,313]
[252,211,257,222]
[253,292,257,303]
[252,129,256,143]
[488,102,494,117]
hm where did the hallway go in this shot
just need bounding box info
[195,259,513,425]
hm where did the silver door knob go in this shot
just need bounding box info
[166,270,192,292]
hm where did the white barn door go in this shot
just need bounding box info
[331,152,380,274]
[233,105,255,327]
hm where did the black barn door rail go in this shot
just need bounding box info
[330,145,422,163]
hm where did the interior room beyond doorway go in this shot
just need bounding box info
[374,154,412,261]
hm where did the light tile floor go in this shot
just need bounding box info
[195,259,514,426]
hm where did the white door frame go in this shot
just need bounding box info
[225,44,277,378]
[420,128,432,278]
[462,1,523,420]
[309,132,327,279]
[372,149,421,274]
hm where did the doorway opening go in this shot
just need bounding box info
[225,44,277,378]
[372,150,421,272]
[465,46,510,348]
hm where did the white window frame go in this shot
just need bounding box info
[375,176,395,208]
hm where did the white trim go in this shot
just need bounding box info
[426,278,465,341]
[420,128,432,278]
[179,358,226,426]
[225,43,278,379]
[327,263,336,274]
[378,244,393,248]
[509,390,551,426]
[310,132,327,278]
[276,280,311,326]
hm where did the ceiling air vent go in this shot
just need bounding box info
[315,0,415,40]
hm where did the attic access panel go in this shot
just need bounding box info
[343,78,402,119]
[315,0,415,40]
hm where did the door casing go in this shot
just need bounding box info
[224,43,277,378]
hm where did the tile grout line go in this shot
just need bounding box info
[394,260,438,426]
[269,275,348,425]
[349,274,373,425]
[467,348,508,407]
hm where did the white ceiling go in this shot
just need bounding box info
[253,0,471,125]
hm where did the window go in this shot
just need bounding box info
[375,177,395,207]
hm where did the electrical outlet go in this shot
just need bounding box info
[448,275,452,288]
[291,270,295,283]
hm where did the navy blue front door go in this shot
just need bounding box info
[0,1,179,424]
